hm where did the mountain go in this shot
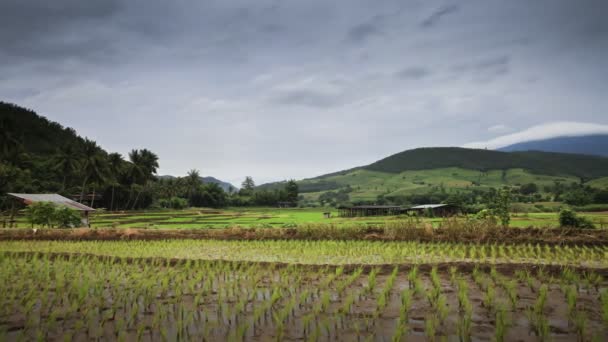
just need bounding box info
[498,134,608,157]
[158,175,236,192]
[0,101,97,156]
[260,147,608,202]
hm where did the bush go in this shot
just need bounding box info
[25,202,82,228]
[53,207,82,228]
[158,197,189,210]
[25,202,56,228]
[559,209,595,229]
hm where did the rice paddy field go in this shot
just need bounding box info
[2,208,608,341]
[1,247,608,341]
[5,207,608,229]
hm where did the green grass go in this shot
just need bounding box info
[5,206,608,229]
[299,167,582,201]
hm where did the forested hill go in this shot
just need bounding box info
[1,101,231,211]
[256,147,608,204]
[0,101,100,156]
[361,147,608,179]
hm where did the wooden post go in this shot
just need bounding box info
[9,200,15,228]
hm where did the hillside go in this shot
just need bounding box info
[0,101,94,156]
[362,147,608,179]
[260,147,608,203]
[498,134,608,157]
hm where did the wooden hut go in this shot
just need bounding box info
[7,193,96,227]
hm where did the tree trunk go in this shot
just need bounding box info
[90,187,96,208]
[61,174,67,192]
[79,175,89,203]
[131,188,142,210]
[124,185,134,210]
[110,186,115,212]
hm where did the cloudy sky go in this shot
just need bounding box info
[1,0,607,185]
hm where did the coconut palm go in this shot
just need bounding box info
[0,118,20,159]
[52,144,81,191]
[186,169,201,197]
[79,139,108,203]
[107,153,124,211]
[129,149,159,209]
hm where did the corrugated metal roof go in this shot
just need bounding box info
[409,204,449,209]
[8,193,95,211]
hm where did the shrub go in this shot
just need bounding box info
[559,209,595,229]
[25,202,56,228]
[158,197,189,210]
[53,207,82,228]
[25,202,82,228]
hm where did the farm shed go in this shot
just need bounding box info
[407,204,459,217]
[276,201,297,208]
[7,193,95,227]
[338,205,404,217]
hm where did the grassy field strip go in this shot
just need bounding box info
[1,240,607,267]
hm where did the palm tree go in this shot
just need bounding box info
[52,144,81,191]
[0,118,19,158]
[128,149,159,209]
[107,153,124,211]
[186,169,201,197]
[79,139,108,203]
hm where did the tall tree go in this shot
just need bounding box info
[51,144,81,191]
[107,153,124,211]
[285,179,299,202]
[129,149,159,209]
[79,139,107,203]
[0,117,20,159]
[240,176,255,196]
[186,169,201,198]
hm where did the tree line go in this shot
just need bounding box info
[1,102,298,211]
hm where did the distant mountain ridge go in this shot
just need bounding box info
[257,147,608,202]
[498,134,608,157]
[358,147,608,179]
[158,175,236,192]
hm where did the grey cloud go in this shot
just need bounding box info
[420,4,459,28]
[1,0,607,184]
[396,67,432,80]
[272,89,344,108]
[346,22,381,43]
[450,55,510,83]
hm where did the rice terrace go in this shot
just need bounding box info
[2,1,608,341]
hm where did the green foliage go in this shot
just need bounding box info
[25,202,81,228]
[563,189,594,206]
[158,197,189,210]
[519,183,538,195]
[285,180,299,202]
[488,188,511,226]
[53,207,82,228]
[559,209,595,229]
[25,202,56,228]
[364,147,608,179]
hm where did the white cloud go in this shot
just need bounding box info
[464,122,608,149]
[487,124,510,133]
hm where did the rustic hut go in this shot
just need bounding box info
[7,193,96,227]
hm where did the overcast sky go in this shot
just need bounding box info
[1,0,607,185]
